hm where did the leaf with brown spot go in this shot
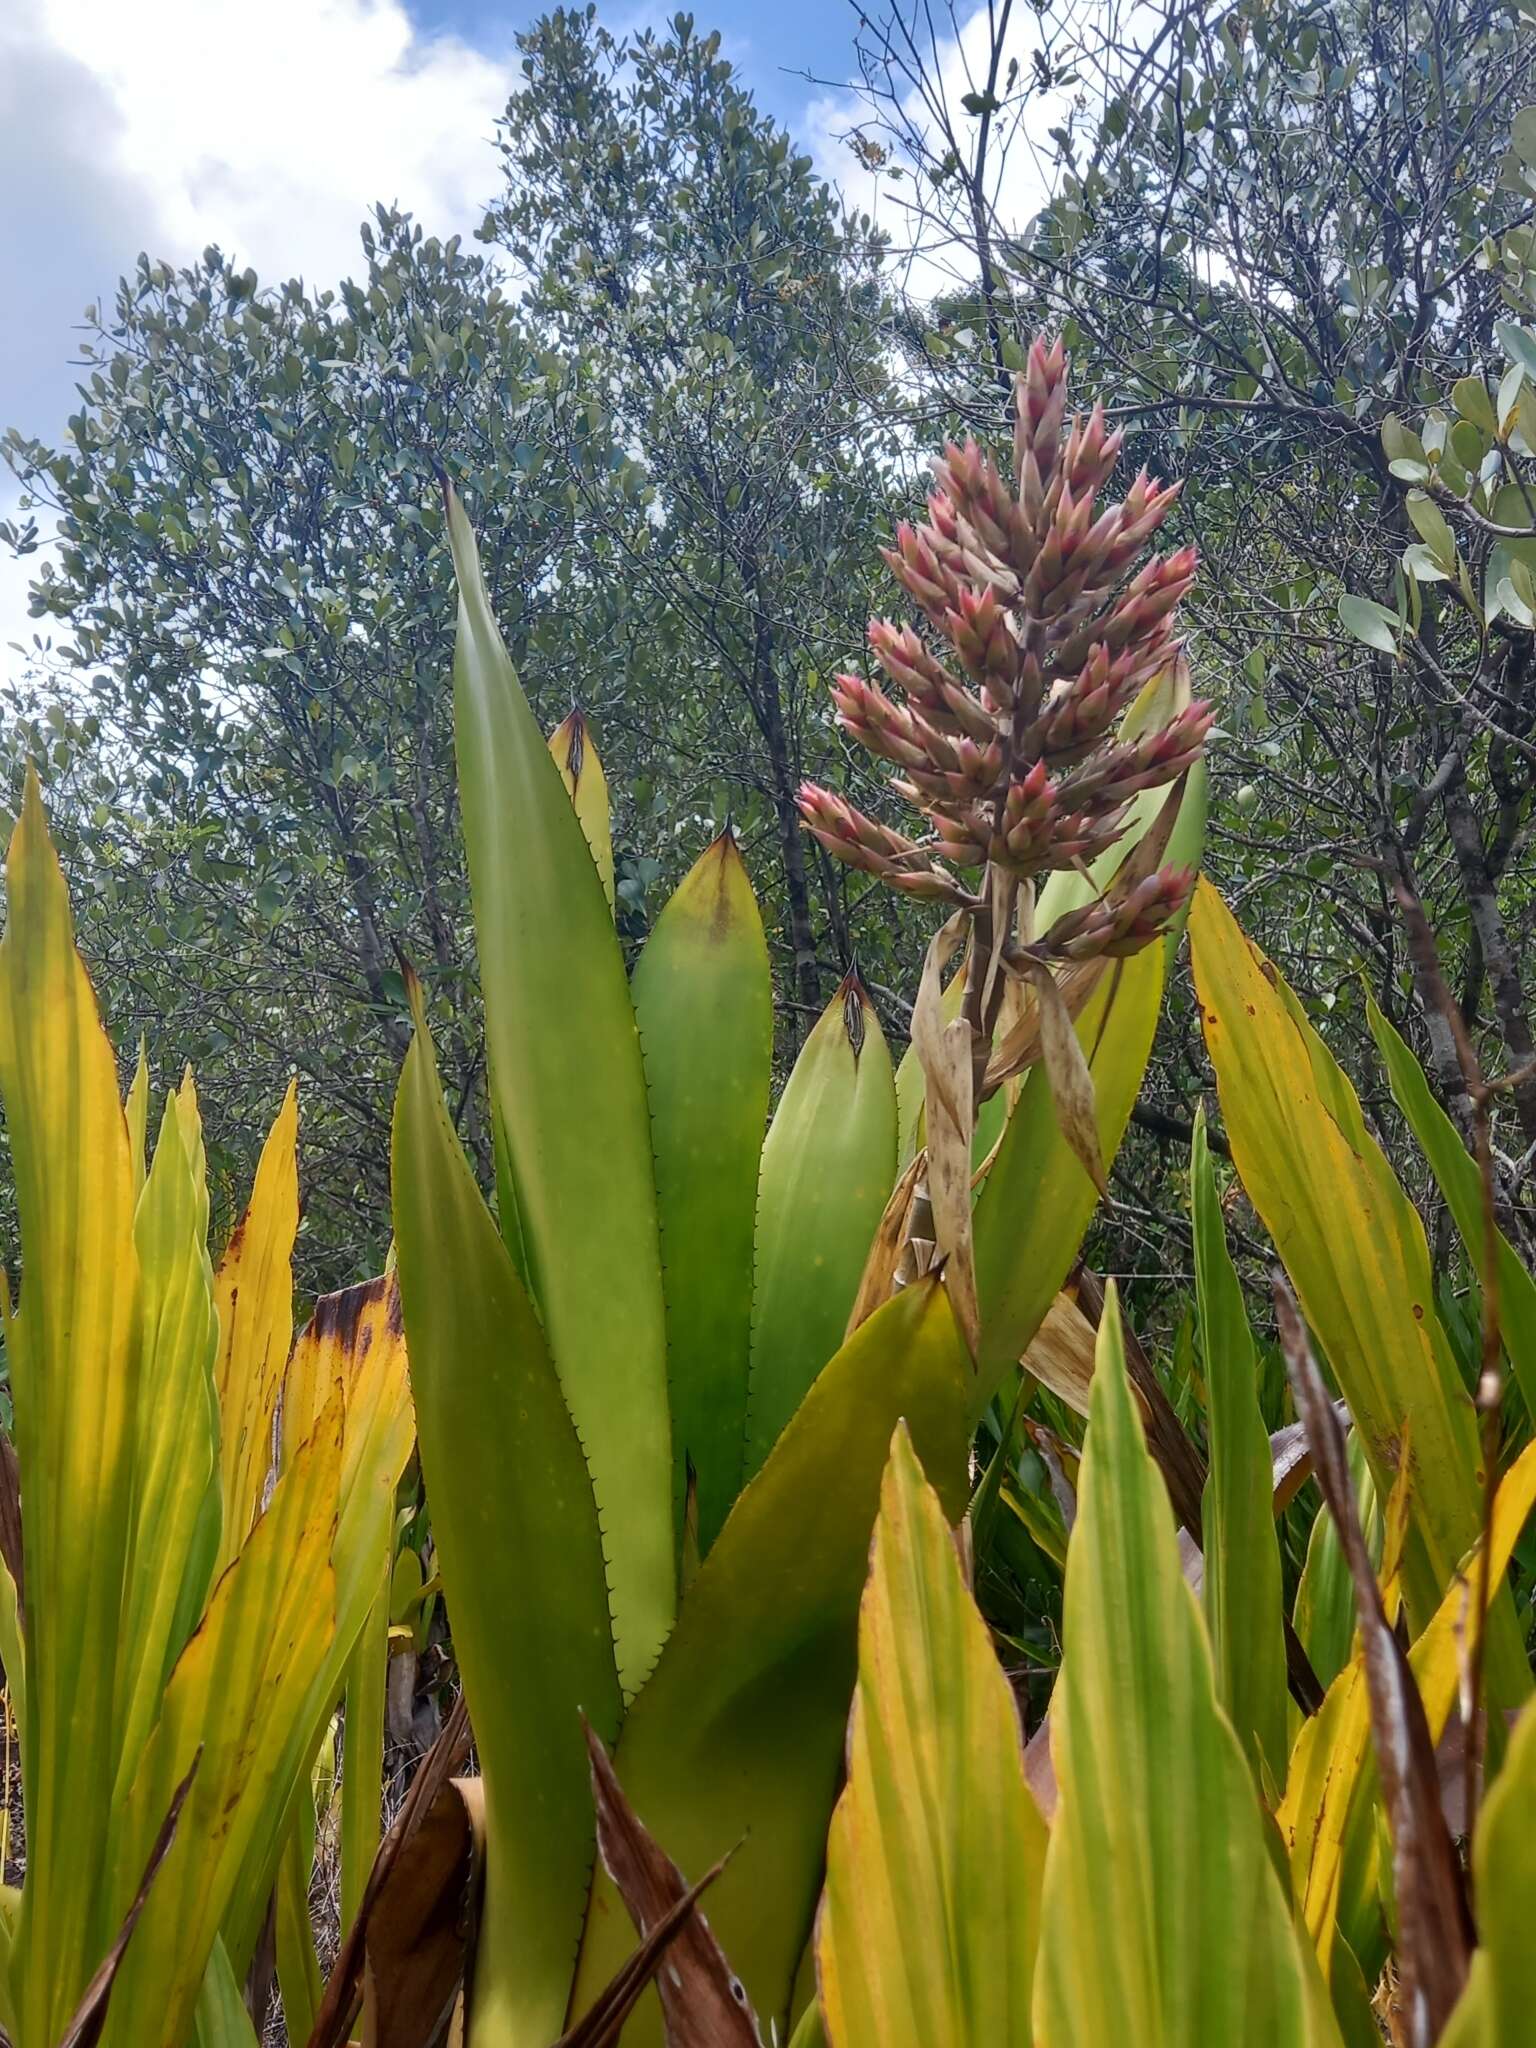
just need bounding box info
[1275,1278,1472,2048]
[583,1721,761,2046]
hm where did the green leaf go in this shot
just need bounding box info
[0,770,143,2047]
[99,1398,342,2048]
[1034,1289,1334,2048]
[569,1279,971,2045]
[114,1086,220,1795]
[817,1424,1047,2046]
[392,992,622,2048]
[1336,594,1399,654]
[1188,882,1529,1704]
[1497,318,1536,383]
[1191,1107,1287,1789]
[633,833,772,1555]
[745,974,895,1478]
[1367,995,1536,1419]
[1405,490,1458,570]
[973,944,1163,1413]
[1452,377,1498,436]
[1438,1699,1536,2048]
[445,487,673,1692]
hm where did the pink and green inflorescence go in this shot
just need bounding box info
[798,336,1209,961]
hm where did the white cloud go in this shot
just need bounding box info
[1,0,523,681]
[803,2,1075,308]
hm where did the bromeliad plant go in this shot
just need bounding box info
[0,772,415,2048]
[389,335,1208,2046]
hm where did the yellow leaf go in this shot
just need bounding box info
[212,1082,299,1572]
[0,770,142,2047]
[1034,1288,1335,2048]
[98,1394,343,2048]
[1189,880,1526,1704]
[819,1424,1047,2046]
[549,707,615,911]
[1438,1698,1536,2047]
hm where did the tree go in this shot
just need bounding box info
[838,0,1536,1250]
[482,8,926,1035]
[3,211,579,1277]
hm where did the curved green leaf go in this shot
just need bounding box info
[114,1090,220,1796]
[1439,1698,1536,2048]
[1189,880,1527,1702]
[1367,994,1536,1417]
[633,832,772,1554]
[1035,1289,1333,2048]
[818,1424,1047,2047]
[446,488,672,1692]
[0,770,143,2048]
[745,974,895,1477]
[972,944,1163,1414]
[569,1278,971,2045]
[1192,1106,1287,1789]
[393,995,622,2048]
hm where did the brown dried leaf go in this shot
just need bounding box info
[55,1750,200,2048]
[844,1153,925,1339]
[306,1693,474,2048]
[581,1721,761,2046]
[910,914,980,1351]
[1274,1278,1472,2047]
[983,955,1107,1095]
[1029,963,1106,1193]
[360,1776,484,2048]
[1021,1293,1099,1415]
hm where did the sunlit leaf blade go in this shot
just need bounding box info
[212,1081,298,1575]
[392,993,621,2047]
[745,973,895,1479]
[446,486,673,1692]
[550,708,616,912]
[124,1042,149,1200]
[223,1268,416,1975]
[114,1090,221,1796]
[1438,1699,1536,2048]
[97,1399,343,2048]
[0,769,143,2048]
[1191,1108,1287,1789]
[818,1423,1047,2047]
[1283,1435,1536,1994]
[1034,1288,1330,2048]
[633,833,772,1553]
[1188,880,1526,1696]
[570,1279,971,2045]
[972,944,1163,1415]
[1367,993,1536,1416]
